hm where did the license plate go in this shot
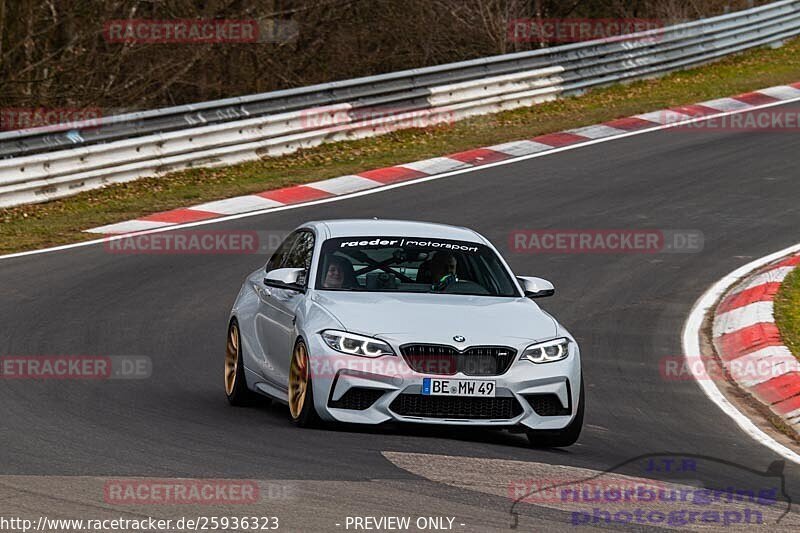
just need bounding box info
[422,378,495,397]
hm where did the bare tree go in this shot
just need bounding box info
[0,0,774,122]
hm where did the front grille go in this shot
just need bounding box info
[400,344,516,376]
[524,394,570,416]
[389,394,523,419]
[328,387,384,410]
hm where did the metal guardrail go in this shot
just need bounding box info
[1,0,799,207]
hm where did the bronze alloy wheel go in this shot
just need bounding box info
[225,322,239,396]
[288,341,310,419]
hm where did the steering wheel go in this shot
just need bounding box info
[442,279,490,295]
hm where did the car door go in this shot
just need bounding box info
[255,229,315,388]
[250,231,297,388]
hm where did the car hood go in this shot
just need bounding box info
[311,290,558,347]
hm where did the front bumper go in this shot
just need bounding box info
[307,338,581,430]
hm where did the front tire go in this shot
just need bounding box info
[525,376,584,448]
[225,319,261,406]
[288,338,322,427]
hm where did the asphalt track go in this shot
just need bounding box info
[2,101,800,531]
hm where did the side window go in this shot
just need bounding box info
[266,232,299,272]
[284,231,315,275]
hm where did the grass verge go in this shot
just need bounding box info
[3,37,800,254]
[775,266,800,359]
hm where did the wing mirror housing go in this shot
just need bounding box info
[517,276,555,299]
[264,267,306,292]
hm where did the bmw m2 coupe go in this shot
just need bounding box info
[225,219,583,447]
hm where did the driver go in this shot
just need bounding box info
[429,251,458,290]
[322,255,357,289]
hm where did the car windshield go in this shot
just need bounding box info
[315,236,518,296]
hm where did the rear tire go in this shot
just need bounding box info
[288,338,322,428]
[525,376,584,448]
[225,319,262,406]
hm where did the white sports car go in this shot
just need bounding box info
[225,219,583,447]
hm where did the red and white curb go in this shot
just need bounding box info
[712,254,800,432]
[86,82,800,235]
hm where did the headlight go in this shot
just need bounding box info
[521,338,570,364]
[321,330,394,357]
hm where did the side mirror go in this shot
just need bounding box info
[517,276,555,299]
[264,267,306,292]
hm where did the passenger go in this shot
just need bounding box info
[322,255,357,289]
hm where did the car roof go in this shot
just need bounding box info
[305,219,487,244]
